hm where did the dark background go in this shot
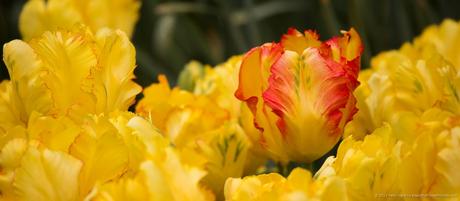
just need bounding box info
[1,0,460,86]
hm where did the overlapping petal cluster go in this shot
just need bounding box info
[0,17,212,201]
[136,57,261,198]
[226,19,460,201]
[235,28,363,163]
[0,26,141,137]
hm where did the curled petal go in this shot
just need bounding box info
[236,28,362,162]
[281,28,321,55]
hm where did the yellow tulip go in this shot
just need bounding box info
[224,167,347,201]
[413,19,460,69]
[397,108,460,199]
[235,28,363,163]
[0,139,82,201]
[320,108,460,200]
[317,124,402,201]
[137,75,254,198]
[19,0,140,40]
[2,26,141,130]
[90,115,215,201]
[345,20,460,139]
[346,45,460,140]
[194,56,243,119]
[180,56,268,177]
[1,19,215,201]
[0,110,214,200]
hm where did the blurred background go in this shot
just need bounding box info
[1,0,460,87]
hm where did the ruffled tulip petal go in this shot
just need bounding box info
[14,145,82,201]
[236,28,362,163]
[69,115,129,197]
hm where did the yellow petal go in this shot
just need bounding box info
[19,0,140,40]
[194,56,242,119]
[29,28,97,118]
[83,0,141,38]
[414,19,460,69]
[14,146,82,201]
[136,75,195,130]
[19,0,82,40]
[0,81,23,134]
[69,115,129,197]
[27,112,80,152]
[3,39,51,123]
[93,29,142,113]
[3,26,141,127]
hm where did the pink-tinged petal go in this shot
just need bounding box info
[281,28,321,55]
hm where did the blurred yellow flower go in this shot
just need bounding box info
[317,124,402,201]
[177,57,267,177]
[346,43,460,139]
[235,28,362,163]
[137,75,253,198]
[343,69,374,140]
[0,111,214,201]
[1,12,214,201]
[414,19,460,69]
[194,56,243,119]
[1,26,141,131]
[397,108,460,199]
[224,167,347,201]
[90,115,215,201]
[19,0,140,40]
[345,19,460,140]
[320,108,460,200]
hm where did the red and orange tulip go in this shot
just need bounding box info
[235,28,363,163]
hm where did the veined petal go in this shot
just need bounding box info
[29,27,97,118]
[0,81,23,134]
[3,40,52,123]
[94,29,142,113]
[27,112,80,152]
[136,75,196,131]
[69,115,129,197]
[14,146,82,201]
[261,29,361,162]
[3,26,142,127]
[235,43,288,161]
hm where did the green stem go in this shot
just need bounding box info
[277,162,289,177]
